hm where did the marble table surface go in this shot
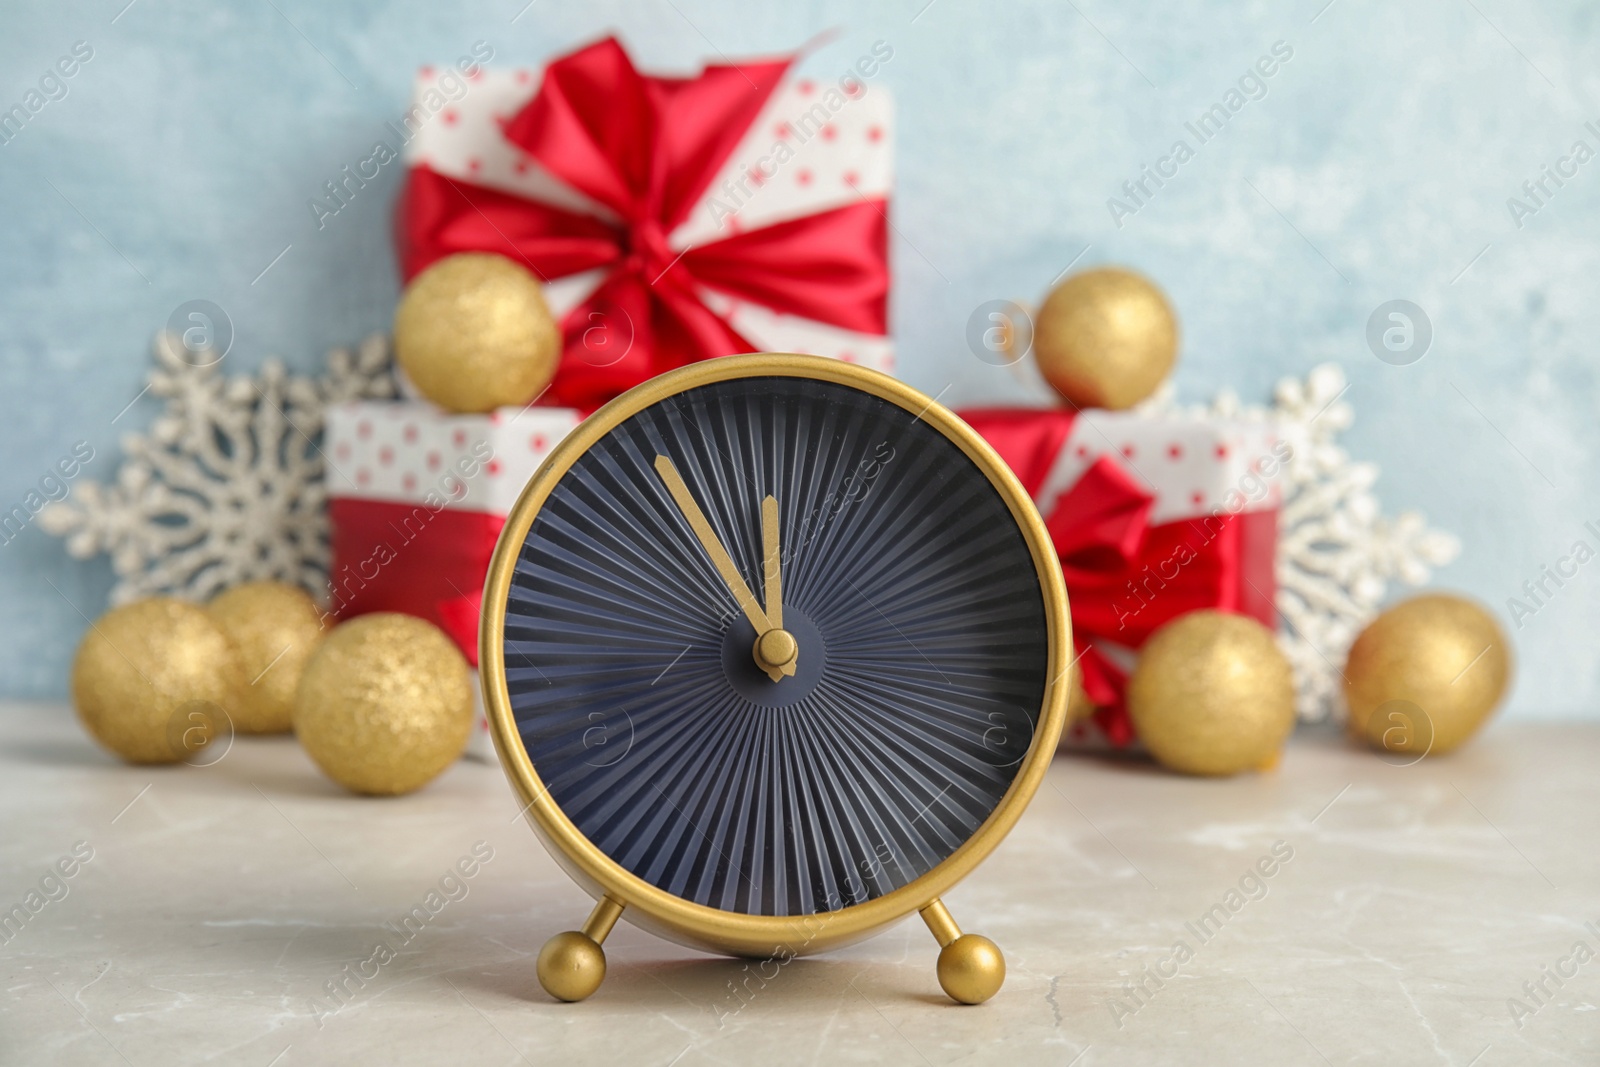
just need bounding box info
[2,701,1596,1066]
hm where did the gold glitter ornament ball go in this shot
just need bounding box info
[1127,611,1295,776]
[1033,267,1178,410]
[1066,656,1095,723]
[393,252,561,414]
[1345,593,1511,757]
[294,613,473,795]
[207,581,326,734]
[71,598,244,764]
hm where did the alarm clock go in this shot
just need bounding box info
[480,353,1069,1004]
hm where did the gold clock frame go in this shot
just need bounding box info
[479,353,1070,1004]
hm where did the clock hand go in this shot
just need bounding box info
[761,496,781,628]
[761,495,797,678]
[654,453,771,633]
[653,455,796,683]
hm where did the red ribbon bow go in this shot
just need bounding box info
[1044,455,1156,743]
[398,36,891,410]
[961,408,1272,746]
[956,409,1144,741]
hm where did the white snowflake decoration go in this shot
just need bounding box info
[40,333,396,605]
[1141,363,1460,721]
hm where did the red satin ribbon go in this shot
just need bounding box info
[398,36,891,410]
[327,499,504,665]
[960,408,1278,745]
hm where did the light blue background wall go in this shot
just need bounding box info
[2,1,1596,716]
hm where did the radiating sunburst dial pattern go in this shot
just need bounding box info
[503,377,1049,917]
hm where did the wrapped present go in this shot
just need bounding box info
[397,35,894,410]
[324,401,579,660]
[324,401,581,758]
[959,407,1285,747]
[328,36,896,755]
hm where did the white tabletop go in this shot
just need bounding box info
[1,702,1594,1066]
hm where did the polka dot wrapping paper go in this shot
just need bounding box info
[325,401,579,516]
[1038,410,1284,526]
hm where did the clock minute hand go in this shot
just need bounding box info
[654,455,771,637]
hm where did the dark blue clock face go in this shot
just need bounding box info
[502,376,1049,917]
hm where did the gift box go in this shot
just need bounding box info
[397,36,894,410]
[959,407,1285,747]
[349,36,895,632]
[324,401,582,758]
[332,36,896,756]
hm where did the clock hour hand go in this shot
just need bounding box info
[761,495,781,629]
[761,495,796,677]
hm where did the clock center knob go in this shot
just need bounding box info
[753,628,799,675]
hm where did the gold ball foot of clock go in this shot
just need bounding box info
[538,897,623,1002]
[921,899,1005,1005]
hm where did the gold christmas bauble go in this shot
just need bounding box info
[394,252,561,414]
[1126,611,1295,776]
[1066,656,1095,723]
[207,581,326,734]
[1033,267,1178,410]
[1344,593,1511,757]
[71,598,244,764]
[294,613,473,795]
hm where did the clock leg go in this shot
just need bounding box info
[920,898,1005,1005]
[537,896,624,1002]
